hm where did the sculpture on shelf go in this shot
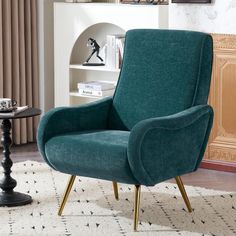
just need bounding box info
[83,38,105,66]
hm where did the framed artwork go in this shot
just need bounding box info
[172,0,211,3]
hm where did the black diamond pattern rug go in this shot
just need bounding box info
[0,161,236,236]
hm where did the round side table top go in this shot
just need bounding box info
[0,108,41,120]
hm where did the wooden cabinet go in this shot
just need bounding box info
[203,34,236,172]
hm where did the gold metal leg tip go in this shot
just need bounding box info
[112,182,119,201]
[188,207,193,213]
[133,223,138,232]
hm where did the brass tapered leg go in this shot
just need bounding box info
[112,182,119,200]
[133,185,141,231]
[175,176,192,213]
[58,175,76,216]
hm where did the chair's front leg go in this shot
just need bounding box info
[58,175,76,216]
[175,176,192,213]
[112,182,119,200]
[133,185,141,231]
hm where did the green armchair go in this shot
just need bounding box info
[37,29,213,231]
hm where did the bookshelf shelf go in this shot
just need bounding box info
[68,22,124,105]
[69,64,120,73]
[69,91,114,99]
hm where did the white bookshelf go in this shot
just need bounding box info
[69,90,115,98]
[54,3,168,107]
[70,64,120,73]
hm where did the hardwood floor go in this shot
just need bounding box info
[10,143,42,163]
[2,143,236,192]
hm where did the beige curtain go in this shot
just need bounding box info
[0,0,39,144]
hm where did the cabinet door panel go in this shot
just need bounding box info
[207,34,236,163]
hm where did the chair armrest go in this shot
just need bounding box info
[37,97,113,167]
[128,105,213,186]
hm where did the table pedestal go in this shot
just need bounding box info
[0,119,32,206]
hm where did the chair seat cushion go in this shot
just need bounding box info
[45,130,138,184]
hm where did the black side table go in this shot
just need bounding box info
[0,108,41,207]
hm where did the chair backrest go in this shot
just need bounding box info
[108,29,213,130]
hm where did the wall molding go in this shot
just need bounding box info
[200,159,236,173]
[212,34,236,50]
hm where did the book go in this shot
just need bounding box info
[78,88,115,97]
[106,34,125,69]
[77,81,116,91]
[115,37,125,69]
[0,106,29,117]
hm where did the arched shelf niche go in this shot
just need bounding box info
[69,23,125,105]
[70,23,125,64]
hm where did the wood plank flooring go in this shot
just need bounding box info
[2,143,236,192]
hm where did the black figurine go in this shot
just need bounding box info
[83,38,105,66]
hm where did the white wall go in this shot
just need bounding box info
[38,0,63,114]
[169,0,236,34]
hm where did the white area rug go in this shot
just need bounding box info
[0,161,236,236]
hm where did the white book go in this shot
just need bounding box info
[106,35,116,69]
[117,37,125,59]
[78,88,115,97]
[106,34,125,69]
[115,37,125,69]
[77,81,116,91]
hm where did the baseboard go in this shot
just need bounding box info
[200,159,236,173]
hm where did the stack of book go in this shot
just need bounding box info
[77,81,116,97]
[106,34,125,69]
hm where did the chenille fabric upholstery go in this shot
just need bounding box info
[37,29,213,187]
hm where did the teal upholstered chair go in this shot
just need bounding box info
[37,29,213,231]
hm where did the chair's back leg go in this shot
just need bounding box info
[175,176,193,213]
[133,185,141,231]
[112,182,119,200]
[58,175,76,216]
